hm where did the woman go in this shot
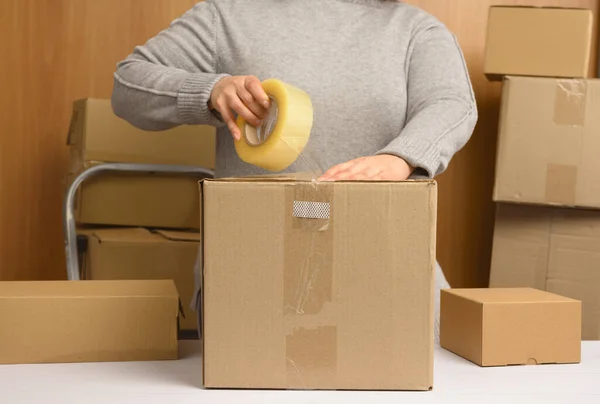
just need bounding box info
[111,0,478,344]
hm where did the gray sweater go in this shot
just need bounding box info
[111,0,478,343]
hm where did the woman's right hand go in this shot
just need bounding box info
[209,75,271,141]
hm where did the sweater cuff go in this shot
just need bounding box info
[375,137,440,178]
[177,73,230,127]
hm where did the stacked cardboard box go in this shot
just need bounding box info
[484,6,600,340]
[68,98,216,333]
[78,227,200,331]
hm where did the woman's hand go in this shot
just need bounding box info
[319,155,415,181]
[209,76,271,140]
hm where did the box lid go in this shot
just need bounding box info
[0,279,179,298]
[447,288,578,304]
[203,174,435,184]
[490,5,590,11]
[153,229,201,242]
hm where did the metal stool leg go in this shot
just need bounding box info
[63,163,214,280]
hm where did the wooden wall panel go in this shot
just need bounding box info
[0,0,598,285]
[0,0,198,280]
[406,0,599,287]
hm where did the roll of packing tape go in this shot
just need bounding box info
[235,79,313,172]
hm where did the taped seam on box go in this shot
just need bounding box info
[284,181,337,387]
[539,208,559,292]
[554,80,587,127]
[285,182,334,315]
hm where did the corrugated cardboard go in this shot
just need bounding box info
[67,98,216,167]
[68,165,204,229]
[484,6,596,80]
[440,288,581,367]
[66,98,215,229]
[201,177,437,390]
[493,76,600,209]
[0,280,179,365]
[81,228,200,331]
[489,203,600,341]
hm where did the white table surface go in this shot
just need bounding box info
[1,341,599,404]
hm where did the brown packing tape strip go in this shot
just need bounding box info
[545,164,578,206]
[553,79,587,127]
[538,206,555,292]
[284,181,336,388]
[546,79,586,206]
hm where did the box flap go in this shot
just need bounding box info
[81,228,200,243]
[153,229,201,242]
[0,279,179,298]
[83,228,161,243]
[75,226,99,237]
[448,288,578,304]
[66,99,88,146]
[490,5,590,11]
[205,175,436,185]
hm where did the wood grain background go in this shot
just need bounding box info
[1,0,598,285]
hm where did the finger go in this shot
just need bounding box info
[329,159,368,181]
[319,158,363,181]
[329,167,363,181]
[228,94,262,127]
[245,76,270,109]
[347,167,381,181]
[216,101,241,141]
[236,85,269,120]
[319,163,351,181]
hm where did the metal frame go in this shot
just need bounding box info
[64,163,214,281]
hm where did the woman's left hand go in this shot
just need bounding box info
[318,155,415,181]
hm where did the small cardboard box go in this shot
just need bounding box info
[66,98,215,229]
[0,280,180,365]
[489,203,600,340]
[81,227,200,331]
[440,288,581,367]
[493,76,600,210]
[484,6,596,80]
[201,177,437,390]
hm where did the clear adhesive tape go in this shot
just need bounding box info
[235,79,314,172]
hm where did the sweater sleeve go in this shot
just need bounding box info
[111,0,229,131]
[376,24,478,178]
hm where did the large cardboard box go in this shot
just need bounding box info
[484,6,596,80]
[201,177,437,390]
[67,98,216,229]
[493,76,600,209]
[81,228,200,331]
[0,280,180,365]
[489,203,600,340]
[440,288,581,367]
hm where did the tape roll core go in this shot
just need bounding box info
[243,97,279,146]
[235,79,313,172]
